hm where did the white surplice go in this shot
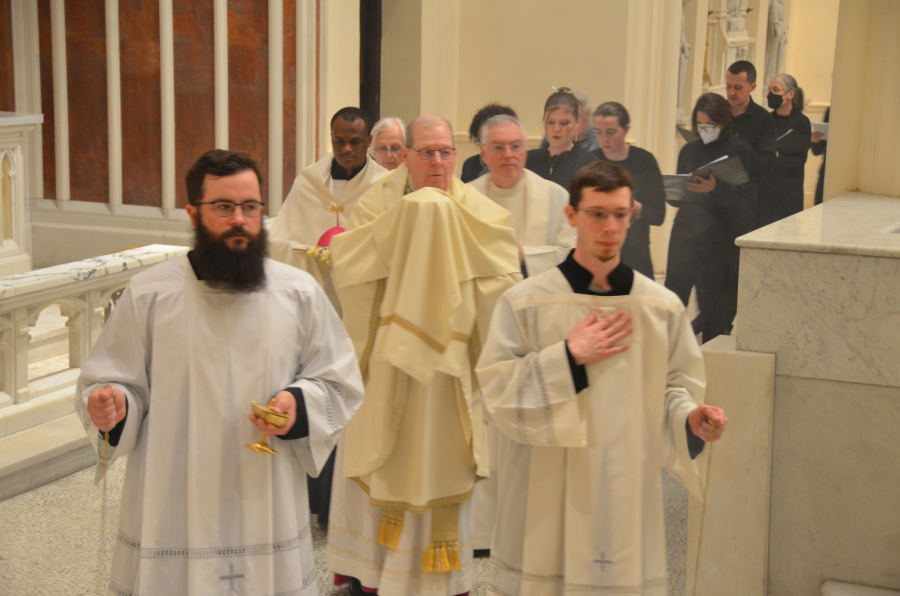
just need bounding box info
[468,169,575,548]
[75,256,364,596]
[269,154,387,311]
[469,169,575,277]
[475,268,705,596]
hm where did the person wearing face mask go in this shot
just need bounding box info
[665,93,754,342]
[591,102,666,278]
[525,88,598,189]
[756,73,812,228]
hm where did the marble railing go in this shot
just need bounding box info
[0,245,189,409]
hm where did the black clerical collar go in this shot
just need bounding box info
[557,250,634,296]
[330,156,366,180]
[187,250,203,280]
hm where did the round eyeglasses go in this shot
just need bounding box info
[576,208,636,226]
[409,146,456,162]
[374,146,403,158]
[193,200,265,218]
[484,142,525,155]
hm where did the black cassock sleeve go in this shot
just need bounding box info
[276,387,310,441]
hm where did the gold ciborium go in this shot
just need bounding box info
[246,399,289,454]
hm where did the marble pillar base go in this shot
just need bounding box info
[687,335,775,596]
[768,375,900,596]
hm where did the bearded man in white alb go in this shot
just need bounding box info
[326,115,520,596]
[476,161,729,596]
[77,150,364,596]
[270,107,387,312]
[470,114,575,278]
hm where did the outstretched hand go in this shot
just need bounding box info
[688,405,728,442]
[86,385,127,432]
[567,310,633,366]
[248,391,296,436]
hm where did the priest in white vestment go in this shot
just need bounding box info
[467,114,576,551]
[76,150,364,596]
[270,107,387,311]
[470,114,575,278]
[326,116,521,596]
[476,161,728,596]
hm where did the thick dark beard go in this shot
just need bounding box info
[192,219,268,293]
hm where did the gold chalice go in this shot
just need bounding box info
[246,400,289,454]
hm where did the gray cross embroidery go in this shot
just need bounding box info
[594,553,613,571]
[219,564,245,591]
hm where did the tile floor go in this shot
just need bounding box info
[0,459,689,596]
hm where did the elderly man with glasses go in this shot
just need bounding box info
[270,107,387,315]
[470,114,576,279]
[326,115,521,596]
[368,116,406,171]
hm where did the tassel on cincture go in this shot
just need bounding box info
[451,543,461,570]
[377,516,389,546]
[440,543,451,572]
[388,518,403,550]
[421,543,435,572]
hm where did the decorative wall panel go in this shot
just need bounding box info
[65,0,109,203]
[120,0,162,207]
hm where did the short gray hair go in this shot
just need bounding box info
[479,115,527,145]
[406,115,454,148]
[368,117,406,158]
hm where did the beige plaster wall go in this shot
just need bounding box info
[453,0,629,162]
[781,0,841,207]
[825,0,900,201]
[322,0,362,154]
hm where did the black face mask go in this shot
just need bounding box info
[767,91,784,110]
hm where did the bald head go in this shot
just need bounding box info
[405,115,454,148]
[402,114,457,192]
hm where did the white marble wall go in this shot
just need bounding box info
[730,193,900,595]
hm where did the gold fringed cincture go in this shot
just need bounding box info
[420,503,462,573]
[377,509,404,551]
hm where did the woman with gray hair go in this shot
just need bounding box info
[757,73,811,227]
[368,117,406,171]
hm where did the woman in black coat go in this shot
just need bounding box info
[756,73,812,228]
[665,93,754,342]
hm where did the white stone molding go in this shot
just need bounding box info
[268,0,284,215]
[159,0,176,215]
[704,0,757,96]
[50,0,70,204]
[296,0,317,171]
[11,0,43,203]
[214,0,228,149]
[0,116,41,275]
[105,0,123,214]
[11,0,42,115]
[0,245,189,408]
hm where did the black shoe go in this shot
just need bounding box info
[473,549,491,558]
[348,578,365,596]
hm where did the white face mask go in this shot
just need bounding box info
[697,124,722,144]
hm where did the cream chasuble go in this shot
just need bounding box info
[469,169,575,277]
[75,257,364,596]
[326,167,520,596]
[476,267,705,596]
[269,154,387,310]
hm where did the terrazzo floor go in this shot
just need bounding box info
[0,459,689,596]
